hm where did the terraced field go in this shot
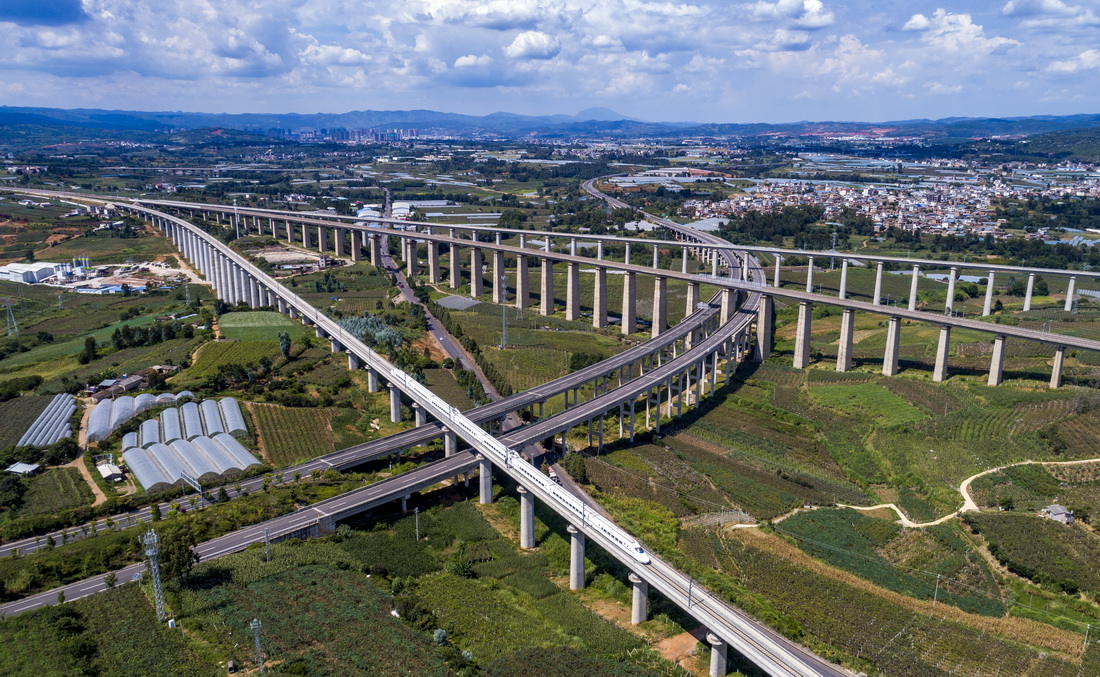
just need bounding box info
[217,310,309,340]
[250,402,338,466]
[186,340,280,378]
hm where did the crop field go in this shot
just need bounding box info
[38,231,176,264]
[217,310,309,340]
[250,402,337,465]
[424,368,476,409]
[807,382,928,426]
[185,340,280,378]
[17,467,94,518]
[0,395,52,448]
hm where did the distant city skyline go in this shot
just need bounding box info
[1,1,1098,123]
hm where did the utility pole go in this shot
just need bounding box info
[141,529,167,623]
[264,528,271,563]
[250,618,264,673]
[233,198,241,240]
[932,574,940,607]
[414,507,420,541]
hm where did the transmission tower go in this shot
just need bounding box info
[4,301,18,337]
[57,292,63,310]
[250,618,265,673]
[141,529,167,622]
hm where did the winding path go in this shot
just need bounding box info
[840,457,1100,528]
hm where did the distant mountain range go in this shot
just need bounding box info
[3,105,1100,141]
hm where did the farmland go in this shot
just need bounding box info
[17,468,95,518]
[0,396,52,449]
[250,402,338,466]
[217,310,309,341]
[184,340,280,379]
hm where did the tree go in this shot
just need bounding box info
[104,571,117,588]
[278,331,292,359]
[159,526,200,584]
[24,249,34,262]
[78,337,97,364]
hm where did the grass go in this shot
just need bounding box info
[250,402,338,466]
[0,396,52,448]
[806,382,928,427]
[424,368,476,410]
[185,340,279,378]
[217,310,309,341]
[17,467,95,518]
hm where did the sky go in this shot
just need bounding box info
[0,0,1098,123]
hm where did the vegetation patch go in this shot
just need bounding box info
[250,403,338,466]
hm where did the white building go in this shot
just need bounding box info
[0,262,57,283]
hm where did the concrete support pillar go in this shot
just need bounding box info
[389,384,401,423]
[621,272,636,335]
[450,240,460,289]
[1051,346,1066,389]
[933,326,951,383]
[471,247,483,297]
[773,255,782,288]
[369,235,381,266]
[805,256,814,292]
[478,455,492,504]
[983,271,996,316]
[686,281,700,317]
[567,525,585,590]
[1023,273,1035,312]
[793,301,813,369]
[652,277,667,337]
[707,634,728,677]
[444,427,457,457]
[350,230,362,261]
[367,367,379,393]
[837,308,855,372]
[756,295,773,361]
[285,221,293,243]
[629,573,648,625]
[566,262,580,321]
[988,335,1006,386]
[593,267,608,328]
[492,250,505,303]
[883,317,901,377]
[248,276,259,309]
[1065,276,1077,312]
[720,288,736,325]
[516,255,529,309]
[316,226,328,252]
[839,259,849,300]
[347,353,360,370]
[428,237,441,284]
[330,338,343,353]
[518,486,535,549]
[540,258,554,316]
[873,261,884,306]
[334,228,346,257]
[908,264,920,311]
[301,223,312,249]
[413,403,427,427]
[405,239,418,277]
[946,267,958,312]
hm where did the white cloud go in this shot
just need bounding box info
[901,9,1019,55]
[1048,48,1100,72]
[754,29,812,52]
[503,30,560,59]
[925,81,963,94]
[902,13,931,31]
[454,53,491,67]
[746,0,835,29]
[1002,0,1100,26]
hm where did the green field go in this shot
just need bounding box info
[250,402,338,465]
[807,382,928,427]
[17,467,95,518]
[0,396,51,448]
[424,368,476,410]
[186,340,279,378]
[217,310,309,341]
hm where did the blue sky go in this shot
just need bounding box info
[0,0,1098,123]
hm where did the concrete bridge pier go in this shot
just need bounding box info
[444,428,457,457]
[707,633,728,677]
[334,229,346,257]
[413,403,427,428]
[711,249,719,276]
[837,309,855,372]
[518,486,535,549]
[988,335,1006,386]
[493,249,505,303]
[248,277,260,309]
[428,237,441,283]
[367,367,379,393]
[793,301,813,369]
[330,339,343,353]
[407,239,419,277]
[566,262,580,321]
[909,265,920,311]
[933,326,952,383]
[300,224,312,249]
[471,247,483,297]
[316,226,328,253]
[1065,276,1077,312]
[540,258,555,316]
[369,235,381,267]
[516,255,529,309]
[568,525,585,590]
[593,267,608,328]
[946,267,958,312]
[652,277,667,337]
[285,221,293,243]
[883,317,901,377]
[350,231,362,262]
[720,288,737,325]
[478,455,492,504]
[805,256,815,292]
[756,295,773,361]
[1051,346,1066,389]
[983,271,997,316]
[686,281,700,318]
[839,259,849,299]
[629,573,648,624]
[873,261,884,305]
[1023,273,1035,311]
[388,384,401,423]
[347,353,360,370]
[621,272,636,335]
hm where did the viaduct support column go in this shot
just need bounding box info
[988,335,1006,386]
[334,229,345,257]
[946,267,958,312]
[707,633,728,677]
[567,525,585,590]
[983,271,996,316]
[1065,276,1077,312]
[1023,273,1035,312]
[389,384,401,423]
[444,428,457,457]
[493,250,505,303]
[540,258,554,316]
[370,235,381,267]
[428,237,441,283]
[686,281,700,317]
[516,255,529,309]
[773,255,781,288]
[792,301,813,369]
[450,240,460,289]
[471,247,483,297]
[621,272,636,335]
[933,326,952,383]
[836,308,855,372]
[406,239,419,277]
[908,265,920,311]
[413,403,427,428]
[518,486,535,549]
[316,226,328,253]
[566,262,580,321]
[1051,346,1066,389]
[883,317,901,377]
[629,573,648,624]
[839,259,849,299]
[652,277,667,337]
[720,288,737,325]
[301,224,312,249]
[248,277,260,309]
[478,455,492,503]
[350,231,362,261]
[593,267,608,328]
[756,295,773,361]
[367,367,379,393]
[873,261,884,306]
[805,257,815,292]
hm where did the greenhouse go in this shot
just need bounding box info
[181,402,204,440]
[219,397,248,437]
[139,418,161,448]
[200,399,226,436]
[161,407,182,443]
